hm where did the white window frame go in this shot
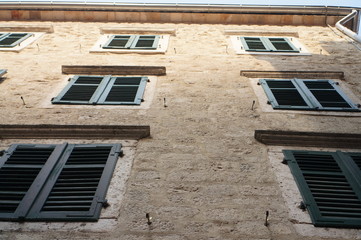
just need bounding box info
[231,36,310,55]
[0,32,45,52]
[90,34,170,54]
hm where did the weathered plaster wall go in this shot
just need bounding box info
[0,21,360,240]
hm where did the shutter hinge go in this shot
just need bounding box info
[267,101,271,105]
[298,201,307,211]
[98,199,110,208]
[281,158,288,165]
[0,150,5,157]
[119,150,124,157]
[141,99,145,102]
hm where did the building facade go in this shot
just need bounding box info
[0,3,360,240]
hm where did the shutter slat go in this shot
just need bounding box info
[0,146,55,217]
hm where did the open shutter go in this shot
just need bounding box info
[27,144,121,221]
[52,76,111,105]
[297,80,359,111]
[0,144,65,221]
[259,79,313,109]
[0,33,32,48]
[98,77,148,105]
[131,35,159,49]
[283,150,361,228]
[267,37,299,52]
[240,37,269,52]
[102,35,135,49]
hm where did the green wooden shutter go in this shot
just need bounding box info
[131,35,160,49]
[52,76,111,105]
[0,33,32,48]
[0,69,7,77]
[0,144,65,221]
[102,35,135,49]
[346,153,361,171]
[259,79,360,111]
[283,150,361,228]
[266,37,299,52]
[240,37,269,52]
[259,79,313,109]
[298,80,359,111]
[0,143,121,221]
[98,77,148,105]
[27,144,121,221]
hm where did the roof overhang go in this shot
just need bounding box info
[0,2,358,26]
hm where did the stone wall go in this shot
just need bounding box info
[0,21,360,240]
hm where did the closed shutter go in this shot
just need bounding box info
[259,79,313,109]
[299,80,359,111]
[267,37,299,52]
[131,35,160,49]
[98,77,148,105]
[102,35,134,49]
[0,33,32,48]
[259,79,360,111]
[0,143,121,221]
[52,76,111,104]
[241,37,268,51]
[283,150,361,228]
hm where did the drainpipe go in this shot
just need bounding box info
[335,9,361,43]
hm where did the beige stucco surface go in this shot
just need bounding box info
[0,21,361,240]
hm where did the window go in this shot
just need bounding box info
[0,143,122,221]
[52,75,148,105]
[283,150,361,228]
[103,35,160,50]
[259,79,360,111]
[0,33,33,48]
[240,37,299,52]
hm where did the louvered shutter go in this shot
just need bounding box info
[267,37,299,52]
[298,80,359,111]
[131,35,160,49]
[0,143,121,221]
[283,150,361,228]
[259,79,313,109]
[98,77,148,105]
[27,144,121,221]
[0,69,6,77]
[241,37,269,51]
[0,144,65,221]
[52,76,111,104]
[102,35,134,49]
[0,33,32,48]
